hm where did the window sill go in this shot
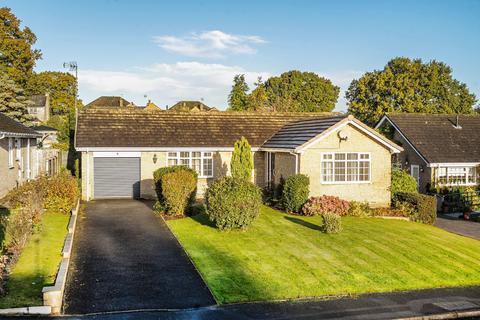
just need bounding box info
[320,181,372,185]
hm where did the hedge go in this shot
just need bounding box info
[162,170,197,215]
[153,166,197,212]
[391,167,417,202]
[395,192,436,224]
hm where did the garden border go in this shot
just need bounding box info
[41,199,80,315]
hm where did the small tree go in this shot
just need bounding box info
[391,167,417,202]
[231,137,253,181]
[0,73,34,125]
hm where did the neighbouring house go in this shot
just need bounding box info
[85,96,135,108]
[376,113,480,193]
[32,125,61,176]
[75,109,402,207]
[0,113,41,198]
[28,93,50,124]
[168,101,217,112]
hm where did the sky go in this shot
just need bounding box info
[3,0,480,111]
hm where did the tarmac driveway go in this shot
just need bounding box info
[63,200,215,315]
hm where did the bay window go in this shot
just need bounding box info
[321,152,370,183]
[167,151,213,178]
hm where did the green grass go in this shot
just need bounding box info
[167,206,480,304]
[0,212,69,308]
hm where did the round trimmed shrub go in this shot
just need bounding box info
[162,170,197,216]
[205,177,262,230]
[282,174,310,213]
[321,212,342,234]
[153,165,197,212]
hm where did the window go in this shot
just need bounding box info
[167,151,213,178]
[8,138,14,168]
[15,138,21,161]
[437,166,477,186]
[321,153,370,183]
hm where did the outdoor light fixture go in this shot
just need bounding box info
[153,154,158,164]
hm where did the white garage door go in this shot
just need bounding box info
[93,157,140,199]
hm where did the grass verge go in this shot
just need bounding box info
[0,212,69,308]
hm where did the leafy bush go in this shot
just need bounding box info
[161,170,197,216]
[282,174,310,213]
[153,166,197,212]
[395,192,436,224]
[321,212,342,234]
[205,177,262,230]
[347,201,373,217]
[391,167,417,202]
[302,195,350,216]
[43,172,79,214]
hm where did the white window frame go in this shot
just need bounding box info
[436,166,477,187]
[8,138,14,168]
[410,165,420,191]
[15,138,21,161]
[166,151,214,178]
[320,152,371,184]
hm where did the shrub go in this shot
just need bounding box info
[302,195,350,216]
[282,174,310,213]
[321,212,342,234]
[395,192,436,224]
[231,137,253,181]
[153,166,198,211]
[391,167,417,202]
[161,170,197,216]
[205,177,262,230]
[43,172,79,214]
[348,201,373,217]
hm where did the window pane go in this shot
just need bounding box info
[347,161,358,181]
[468,167,476,183]
[334,160,346,181]
[322,161,333,182]
[180,159,190,166]
[359,161,370,181]
[192,152,201,158]
[323,154,332,160]
[192,159,201,173]
[180,151,189,158]
[168,159,177,166]
[168,152,177,157]
[203,152,212,157]
[203,158,213,177]
[360,153,370,159]
[335,153,345,160]
[347,153,358,160]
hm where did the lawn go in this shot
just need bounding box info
[167,206,480,304]
[0,211,69,308]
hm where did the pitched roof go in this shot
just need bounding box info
[30,94,47,107]
[31,125,58,132]
[169,101,216,112]
[381,113,480,163]
[85,96,134,108]
[75,109,336,149]
[0,113,40,137]
[263,116,347,149]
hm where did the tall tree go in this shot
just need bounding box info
[263,70,339,112]
[346,57,477,125]
[0,7,42,86]
[246,77,269,111]
[0,73,33,125]
[26,71,79,116]
[228,74,249,111]
[231,137,253,181]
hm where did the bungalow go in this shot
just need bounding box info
[0,113,41,198]
[75,109,402,207]
[375,113,480,192]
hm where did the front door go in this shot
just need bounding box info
[411,165,420,191]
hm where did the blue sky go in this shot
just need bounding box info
[4,0,480,110]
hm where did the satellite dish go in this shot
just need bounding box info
[338,130,349,141]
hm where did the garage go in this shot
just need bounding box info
[93,157,140,199]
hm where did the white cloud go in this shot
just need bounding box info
[79,61,270,108]
[153,30,266,58]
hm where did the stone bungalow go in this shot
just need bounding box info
[75,109,403,207]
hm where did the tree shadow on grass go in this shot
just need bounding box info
[190,213,217,228]
[284,216,322,231]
